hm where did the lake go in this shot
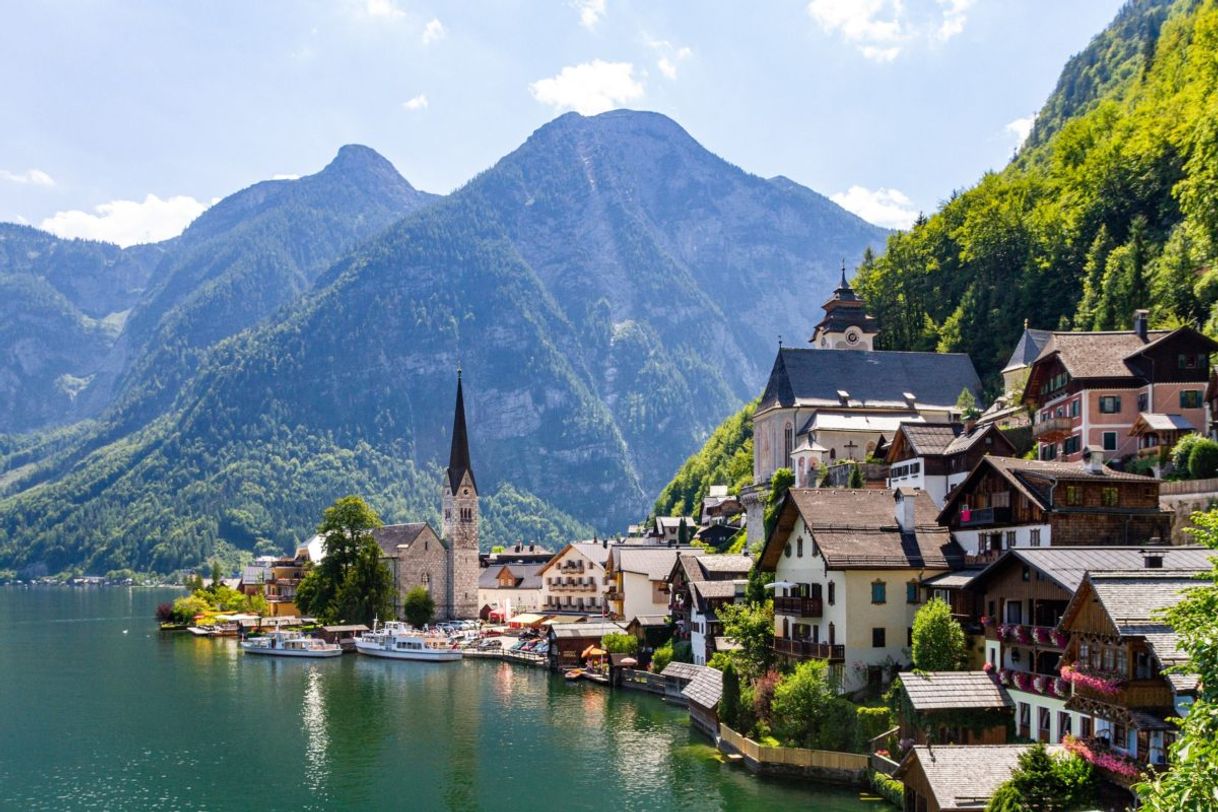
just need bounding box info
[0,587,878,811]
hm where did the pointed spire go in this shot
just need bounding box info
[447,369,475,493]
[839,258,848,289]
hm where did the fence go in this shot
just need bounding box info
[618,668,669,696]
[718,725,869,782]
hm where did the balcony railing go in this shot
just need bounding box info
[958,506,1011,527]
[772,638,844,662]
[1033,415,1075,441]
[989,623,1069,648]
[774,595,823,618]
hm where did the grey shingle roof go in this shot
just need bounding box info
[970,546,1212,594]
[921,568,986,590]
[371,523,436,557]
[1002,327,1053,373]
[660,662,703,681]
[696,554,753,575]
[619,548,700,580]
[690,579,748,601]
[899,671,1013,712]
[478,563,545,589]
[682,666,723,710]
[1087,572,1202,629]
[548,622,625,639]
[759,347,981,412]
[1032,330,1172,380]
[896,745,1060,810]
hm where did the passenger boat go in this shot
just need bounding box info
[354,620,463,662]
[239,630,342,658]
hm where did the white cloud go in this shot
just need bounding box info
[807,0,973,61]
[530,60,644,115]
[830,186,919,230]
[422,18,445,44]
[403,94,429,111]
[574,0,606,29]
[364,0,404,18]
[657,57,677,79]
[0,168,55,187]
[647,38,692,80]
[271,173,300,181]
[40,194,212,247]
[1006,115,1035,146]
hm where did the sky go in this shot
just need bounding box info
[0,0,1126,246]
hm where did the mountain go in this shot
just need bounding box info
[855,0,1217,388]
[0,225,165,432]
[0,110,886,575]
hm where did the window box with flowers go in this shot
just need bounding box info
[1060,664,1126,697]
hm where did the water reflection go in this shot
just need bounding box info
[301,667,329,799]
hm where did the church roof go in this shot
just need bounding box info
[759,348,981,413]
[1000,327,1053,374]
[371,523,441,557]
[447,371,476,493]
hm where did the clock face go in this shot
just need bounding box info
[845,329,860,344]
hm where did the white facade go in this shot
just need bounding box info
[887,462,970,508]
[539,544,607,615]
[953,523,1053,559]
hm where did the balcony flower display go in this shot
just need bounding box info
[1033,626,1053,645]
[1063,735,1142,780]
[1014,625,1032,644]
[1060,664,1125,696]
[1012,671,1032,691]
[1032,675,1049,694]
[1053,677,1070,697]
[998,668,1013,687]
[982,661,994,674]
[1051,630,1070,648]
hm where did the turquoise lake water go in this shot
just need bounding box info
[0,587,879,811]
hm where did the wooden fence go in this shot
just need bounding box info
[719,725,869,774]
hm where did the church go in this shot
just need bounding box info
[743,270,982,543]
[371,372,481,621]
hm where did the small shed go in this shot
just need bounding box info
[895,744,1054,812]
[681,666,724,739]
[897,671,1013,746]
[625,615,672,664]
[546,621,626,671]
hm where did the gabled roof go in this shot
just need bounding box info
[895,745,1057,811]
[938,456,1158,522]
[886,421,1016,464]
[660,661,704,681]
[690,579,747,602]
[1131,412,1195,434]
[682,666,723,710]
[760,488,962,571]
[695,554,754,576]
[1025,326,1218,394]
[537,541,611,576]
[548,621,625,639]
[899,671,1013,712]
[758,347,981,413]
[1001,327,1053,374]
[968,546,1212,595]
[371,523,440,558]
[477,563,545,590]
[1072,571,1202,632]
[619,548,701,580]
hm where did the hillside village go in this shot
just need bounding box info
[214,276,1218,810]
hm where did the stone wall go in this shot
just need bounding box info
[1159,478,1218,543]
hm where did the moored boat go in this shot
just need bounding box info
[240,630,342,658]
[354,620,463,662]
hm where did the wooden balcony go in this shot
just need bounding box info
[1074,677,1174,708]
[772,637,844,662]
[1033,415,1075,441]
[774,595,823,618]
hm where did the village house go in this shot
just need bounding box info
[372,522,449,619]
[743,272,982,543]
[760,488,963,694]
[964,546,1210,747]
[937,454,1170,565]
[605,546,700,622]
[1057,568,1202,791]
[885,420,1017,507]
[537,541,610,616]
[1022,311,1218,463]
[665,552,752,666]
[699,484,742,525]
[896,671,1013,746]
[649,516,697,544]
[479,543,554,568]
[477,561,544,621]
[895,744,1059,812]
[239,544,322,617]
[546,620,626,671]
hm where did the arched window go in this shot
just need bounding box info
[797,537,804,558]
[829,622,836,645]
[783,424,794,469]
[784,542,791,558]
[828,582,836,606]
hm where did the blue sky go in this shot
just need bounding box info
[0,0,1125,246]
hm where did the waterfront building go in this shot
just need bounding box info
[885,420,1016,507]
[372,522,450,619]
[760,487,962,694]
[666,552,752,666]
[537,541,610,615]
[546,620,626,671]
[937,455,1170,565]
[1023,310,1217,462]
[477,562,544,620]
[742,273,981,544]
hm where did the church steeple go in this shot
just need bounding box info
[447,369,476,494]
[809,261,879,350]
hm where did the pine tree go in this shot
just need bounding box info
[1074,225,1113,329]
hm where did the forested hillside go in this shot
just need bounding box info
[652,400,755,518]
[856,0,1218,389]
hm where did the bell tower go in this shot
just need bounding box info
[809,263,880,350]
[443,369,480,619]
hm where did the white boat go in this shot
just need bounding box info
[240,630,342,658]
[354,620,463,662]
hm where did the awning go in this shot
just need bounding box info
[582,645,607,658]
[509,613,546,626]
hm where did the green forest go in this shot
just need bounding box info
[856,0,1218,387]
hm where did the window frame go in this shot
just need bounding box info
[871,580,887,605]
[1098,395,1121,414]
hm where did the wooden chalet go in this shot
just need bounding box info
[896,744,1057,812]
[896,672,1013,746]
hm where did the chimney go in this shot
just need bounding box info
[1133,309,1149,341]
[963,416,977,435]
[1140,549,1164,569]
[895,489,916,533]
[602,537,608,549]
[1082,447,1104,474]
